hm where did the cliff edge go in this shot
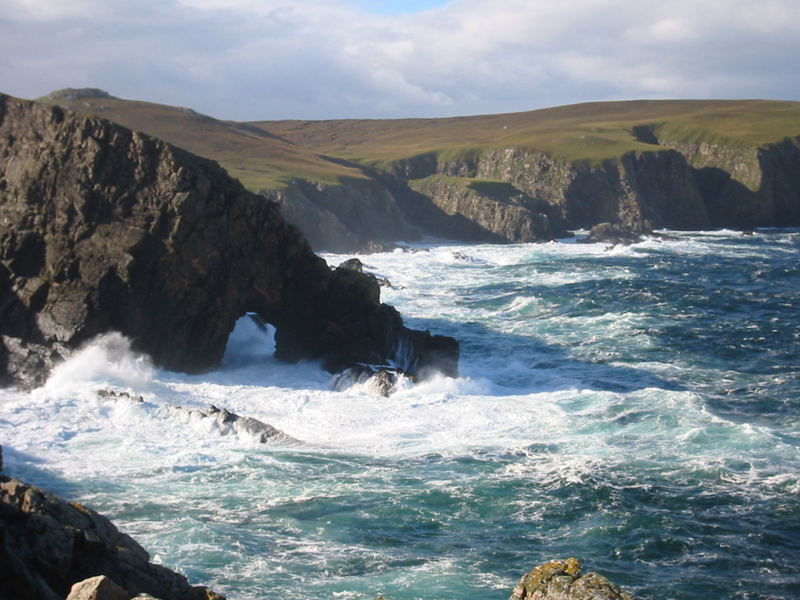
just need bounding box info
[0,94,458,388]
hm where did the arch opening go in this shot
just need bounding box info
[221,313,276,370]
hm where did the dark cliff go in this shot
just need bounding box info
[0,473,221,600]
[262,178,416,252]
[271,137,800,250]
[389,142,800,236]
[0,94,458,388]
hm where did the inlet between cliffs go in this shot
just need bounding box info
[2,231,799,599]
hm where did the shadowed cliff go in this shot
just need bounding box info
[0,94,458,388]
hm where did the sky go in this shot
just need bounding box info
[2,0,799,121]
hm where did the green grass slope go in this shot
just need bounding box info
[36,92,363,189]
[253,99,800,169]
[36,90,800,190]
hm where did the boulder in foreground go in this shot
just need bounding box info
[509,557,635,600]
[0,474,222,600]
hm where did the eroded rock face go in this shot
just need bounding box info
[509,558,635,600]
[0,94,458,388]
[264,179,415,253]
[0,476,222,600]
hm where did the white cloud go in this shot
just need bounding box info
[1,0,799,119]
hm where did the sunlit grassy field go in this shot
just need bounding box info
[39,93,800,190]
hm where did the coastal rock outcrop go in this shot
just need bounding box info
[401,176,565,243]
[0,94,458,388]
[264,179,415,253]
[332,363,408,396]
[0,475,222,600]
[95,390,299,444]
[579,222,650,246]
[367,139,800,242]
[66,575,129,600]
[509,558,635,600]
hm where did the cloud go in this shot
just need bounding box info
[1,0,799,120]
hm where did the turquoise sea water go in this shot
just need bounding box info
[1,230,799,599]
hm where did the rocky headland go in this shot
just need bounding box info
[0,93,458,389]
[37,91,800,252]
[275,136,800,250]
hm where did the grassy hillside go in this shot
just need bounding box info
[252,100,800,169]
[36,92,363,189]
[37,90,800,189]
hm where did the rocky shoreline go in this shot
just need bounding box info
[0,444,635,600]
[0,451,223,600]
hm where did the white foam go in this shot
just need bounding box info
[39,332,154,398]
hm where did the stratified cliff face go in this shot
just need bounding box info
[469,147,709,231]
[406,176,564,242]
[659,136,800,228]
[0,95,458,388]
[372,137,800,239]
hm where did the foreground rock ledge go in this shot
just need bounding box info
[0,474,222,600]
[0,94,458,388]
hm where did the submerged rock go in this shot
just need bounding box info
[332,363,407,396]
[579,222,650,246]
[509,558,635,600]
[96,389,144,403]
[0,475,223,600]
[95,390,298,444]
[199,405,298,444]
[0,94,458,388]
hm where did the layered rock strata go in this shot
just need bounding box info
[270,135,800,250]
[0,94,458,388]
[390,139,800,239]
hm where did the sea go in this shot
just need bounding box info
[1,229,799,600]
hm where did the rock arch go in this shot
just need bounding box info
[0,94,458,388]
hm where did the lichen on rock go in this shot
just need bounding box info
[509,558,635,600]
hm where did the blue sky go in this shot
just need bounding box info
[2,0,799,120]
[348,0,450,14]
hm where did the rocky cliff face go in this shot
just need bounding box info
[263,178,416,252]
[407,176,564,242]
[0,473,221,600]
[468,147,709,231]
[0,94,458,388]
[372,137,800,239]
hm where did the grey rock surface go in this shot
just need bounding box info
[66,575,129,600]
